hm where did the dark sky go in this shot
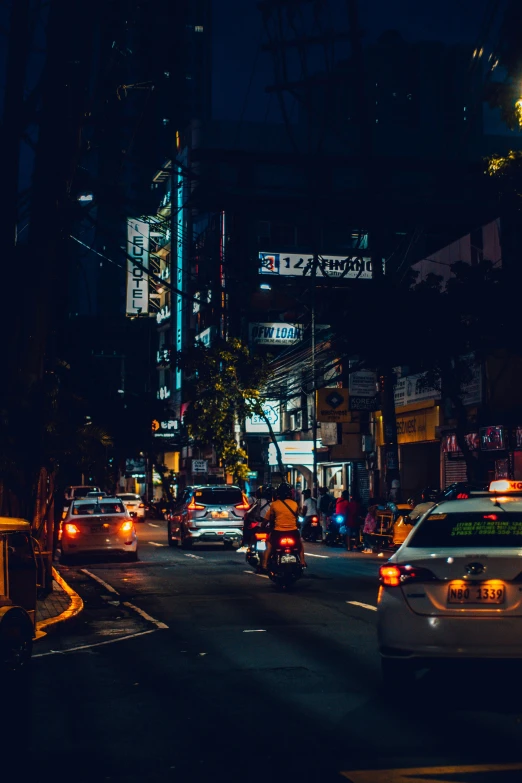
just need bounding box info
[212,0,499,123]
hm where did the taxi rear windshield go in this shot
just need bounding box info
[73,503,125,515]
[410,512,522,548]
[194,489,243,505]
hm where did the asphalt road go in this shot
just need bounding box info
[21,520,522,783]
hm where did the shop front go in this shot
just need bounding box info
[376,401,441,501]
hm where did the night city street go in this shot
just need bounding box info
[4,1,522,782]
[23,524,522,783]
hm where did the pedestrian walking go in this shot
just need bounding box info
[362,505,377,552]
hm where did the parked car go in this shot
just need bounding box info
[60,497,138,562]
[168,485,250,549]
[118,493,146,520]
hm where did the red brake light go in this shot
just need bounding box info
[311,516,319,522]
[280,537,295,546]
[120,520,134,533]
[188,497,205,510]
[255,532,268,540]
[235,493,250,510]
[380,564,438,587]
[456,493,469,499]
[64,523,80,536]
[483,514,498,520]
[380,565,401,587]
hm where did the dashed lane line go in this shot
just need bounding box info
[184,553,204,560]
[148,541,166,547]
[33,629,157,658]
[244,570,269,579]
[305,552,329,559]
[148,522,160,528]
[80,569,119,595]
[346,600,377,612]
[122,601,169,630]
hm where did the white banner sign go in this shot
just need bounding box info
[245,401,281,434]
[259,252,374,280]
[126,219,149,315]
[349,370,377,397]
[394,373,441,407]
[249,322,303,346]
[192,459,208,474]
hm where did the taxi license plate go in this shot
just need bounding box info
[211,511,229,519]
[447,583,505,605]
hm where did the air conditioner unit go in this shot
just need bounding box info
[361,435,374,452]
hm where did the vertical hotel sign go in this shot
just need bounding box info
[126,219,149,315]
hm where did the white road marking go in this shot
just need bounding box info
[148,541,166,547]
[184,553,204,560]
[346,600,377,612]
[305,552,329,559]
[33,629,157,657]
[243,629,266,633]
[243,570,269,579]
[122,601,169,629]
[148,522,160,527]
[81,569,120,595]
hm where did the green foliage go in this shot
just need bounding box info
[178,338,272,481]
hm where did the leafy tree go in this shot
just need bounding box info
[178,338,283,481]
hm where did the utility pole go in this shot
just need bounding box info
[311,252,318,497]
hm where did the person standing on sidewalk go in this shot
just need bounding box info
[362,505,377,552]
[335,491,360,551]
[318,486,335,540]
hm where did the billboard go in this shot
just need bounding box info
[259,252,374,280]
[126,219,150,315]
[249,322,303,346]
[245,401,281,434]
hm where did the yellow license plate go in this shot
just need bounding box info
[447,582,505,605]
[211,511,228,519]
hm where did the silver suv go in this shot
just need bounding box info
[169,485,250,550]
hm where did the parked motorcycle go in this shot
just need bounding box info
[300,514,322,542]
[266,533,303,589]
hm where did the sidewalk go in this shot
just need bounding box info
[35,567,84,639]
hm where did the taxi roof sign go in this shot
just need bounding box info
[489,479,522,493]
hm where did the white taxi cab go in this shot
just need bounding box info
[60,497,138,562]
[378,480,522,680]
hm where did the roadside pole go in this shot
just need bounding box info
[311,252,318,497]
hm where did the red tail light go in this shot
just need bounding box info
[280,537,295,546]
[255,532,268,540]
[64,523,80,536]
[311,516,319,523]
[235,493,251,510]
[456,492,469,499]
[380,563,438,587]
[188,497,205,510]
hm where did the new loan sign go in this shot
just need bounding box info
[316,388,349,423]
[126,218,149,315]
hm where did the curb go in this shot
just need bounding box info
[35,566,84,640]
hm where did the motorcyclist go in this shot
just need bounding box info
[239,485,274,551]
[261,483,306,570]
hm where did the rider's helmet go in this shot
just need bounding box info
[276,483,292,500]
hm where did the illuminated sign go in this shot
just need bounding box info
[157,386,171,400]
[126,219,149,315]
[259,252,374,280]
[249,323,303,346]
[152,419,179,438]
[268,440,323,467]
[316,389,349,423]
[245,401,281,434]
[156,305,171,324]
[195,326,216,347]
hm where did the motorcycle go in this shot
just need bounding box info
[266,533,303,589]
[300,514,322,542]
[245,529,268,569]
[323,514,346,547]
